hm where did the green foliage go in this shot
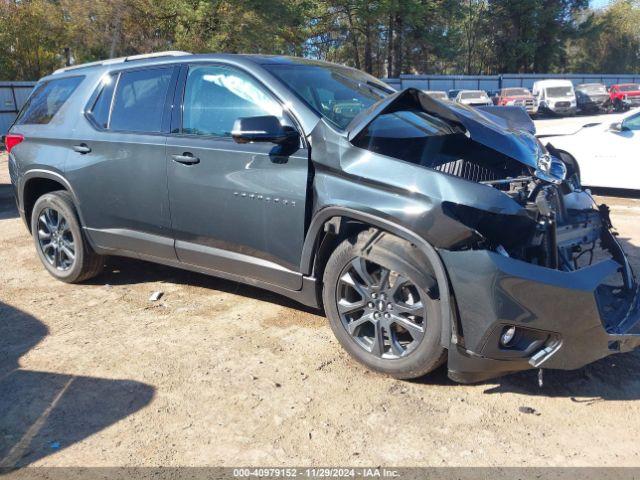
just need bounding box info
[0,0,638,80]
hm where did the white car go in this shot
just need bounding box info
[454,90,492,107]
[543,108,640,189]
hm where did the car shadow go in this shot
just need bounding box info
[0,302,155,470]
[412,350,640,401]
[87,256,321,315]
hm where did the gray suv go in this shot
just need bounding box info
[6,52,640,382]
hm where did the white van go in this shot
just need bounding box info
[531,79,577,116]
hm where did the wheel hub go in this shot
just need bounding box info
[336,257,427,359]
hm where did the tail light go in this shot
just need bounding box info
[4,133,24,154]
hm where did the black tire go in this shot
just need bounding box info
[557,150,581,184]
[322,229,446,379]
[31,190,104,283]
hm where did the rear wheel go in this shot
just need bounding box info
[322,230,446,379]
[31,191,104,283]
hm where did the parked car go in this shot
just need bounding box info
[496,87,537,115]
[447,89,461,100]
[574,83,610,114]
[608,83,640,112]
[454,89,492,107]
[542,108,640,189]
[422,90,448,101]
[6,52,640,383]
[532,79,577,116]
[486,90,501,105]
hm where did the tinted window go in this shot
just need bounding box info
[460,91,487,99]
[264,64,392,130]
[619,84,640,92]
[110,67,173,132]
[502,88,530,96]
[182,65,284,137]
[546,87,574,97]
[16,76,83,125]
[88,75,116,128]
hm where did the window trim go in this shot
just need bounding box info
[170,61,307,147]
[83,65,179,136]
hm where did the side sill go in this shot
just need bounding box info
[141,248,321,309]
[84,227,321,309]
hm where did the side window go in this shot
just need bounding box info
[87,75,116,128]
[182,65,284,137]
[15,76,83,125]
[110,67,173,133]
[624,113,640,131]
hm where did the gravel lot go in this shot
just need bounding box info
[2,118,640,468]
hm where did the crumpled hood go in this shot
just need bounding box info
[347,88,540,170]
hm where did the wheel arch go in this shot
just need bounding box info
[302,207,453,347]
[21,170,84,232]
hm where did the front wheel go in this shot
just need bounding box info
[322,230,446,379]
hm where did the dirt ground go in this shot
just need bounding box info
[1,150,640,468]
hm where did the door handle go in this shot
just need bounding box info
[73,144,91,154]
[171,152,200,165]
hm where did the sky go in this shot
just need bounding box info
[590,0,612,9]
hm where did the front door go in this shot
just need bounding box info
[165,64,309,289]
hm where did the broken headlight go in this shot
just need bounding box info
[534,141,567,185]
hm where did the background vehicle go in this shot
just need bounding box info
[496,87,537,114]
[7,53,640,383]
[543,108,640,189]
[447,89,461,100]
[575,83,610,113]
[532,79,577,116]
[422,90,447,100]
[609,83,640,112]
[453,89,492,106]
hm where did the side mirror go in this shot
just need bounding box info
[232,115,299,145]
[610,122,628,132]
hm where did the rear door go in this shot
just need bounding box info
[165,63,309,289]
[66,65,179,260]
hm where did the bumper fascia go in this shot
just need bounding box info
[439,248,640,383]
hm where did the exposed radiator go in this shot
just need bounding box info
[435,159,503,183]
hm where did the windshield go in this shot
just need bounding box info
[425,91,447,100]
[502,88,530,96]
[619,84,640,92]
[546,87,573,97]
[578,84,607,93]
[460,91,487,99]
[264,63,393,130]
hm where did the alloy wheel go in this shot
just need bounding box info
[37,207,76,271]
[336,256,427,359]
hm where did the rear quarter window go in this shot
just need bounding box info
[15,76,84,125]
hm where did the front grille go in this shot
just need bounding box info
[556,101,570,108]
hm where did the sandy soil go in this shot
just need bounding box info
[1,151,640,468]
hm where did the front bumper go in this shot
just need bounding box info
[439,243,640,383]
[549,105,576,115]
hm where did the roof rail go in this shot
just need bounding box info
[53,51,191,75]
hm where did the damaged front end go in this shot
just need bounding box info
[346,88,640,383]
